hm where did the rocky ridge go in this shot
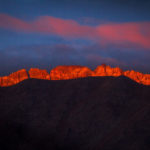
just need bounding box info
[0,65,150,86]
[0,69,28,87]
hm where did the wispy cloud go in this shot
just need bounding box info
[0,14,150,48]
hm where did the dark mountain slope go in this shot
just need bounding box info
[0,76,150,150]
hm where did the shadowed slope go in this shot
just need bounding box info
[0,76,150,150]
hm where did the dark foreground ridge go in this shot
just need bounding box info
[0,76,150,150]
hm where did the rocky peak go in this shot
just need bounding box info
[50,65,93,80]
[124,70,150,85]
[29,68,50,80]
[93,65,123,76]
[141,74,150,85]
[0,69,28,87]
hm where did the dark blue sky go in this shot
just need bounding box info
[1,0,150,21]
[0,0,150,75]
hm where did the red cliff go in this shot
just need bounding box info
[0,65,150,86]
[50,65,93,80]
[93,64,123,77]
[0,69,28,87]
[124,70,150,85]
[29,68,50,80]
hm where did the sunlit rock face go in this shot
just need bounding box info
[0,65,150,86]
[93,64,123,77]
[124,70,150,85]
[0,69,28,87]
[124,70,143,84]
[29,68,50,80]
[50,65,93,80]
[141,74,150,85]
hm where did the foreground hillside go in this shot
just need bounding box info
[0,76,150,150]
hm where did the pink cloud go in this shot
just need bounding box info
[0,14,32,31]
[96,22,150,48]
[0,14,150,48]
[32,16,96,39]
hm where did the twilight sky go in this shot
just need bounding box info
[0,0,150,75]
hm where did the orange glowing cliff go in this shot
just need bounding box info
[0,65,150,87]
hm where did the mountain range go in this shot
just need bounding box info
[0,75,150,150]
[0,64,150,87]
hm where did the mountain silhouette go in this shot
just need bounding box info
[0,65,150,87]
[0,76,150,150]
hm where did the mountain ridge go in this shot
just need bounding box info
[0,75,150,150]
[0,65,150,87]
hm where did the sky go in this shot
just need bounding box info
[0,0,150,75]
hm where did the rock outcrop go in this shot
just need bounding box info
[0,69,28,87]
[124,70,150,85]
[93,64,123,77]
[0,65,150,86]
[29,68,50,80]
[50,65,93,80]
